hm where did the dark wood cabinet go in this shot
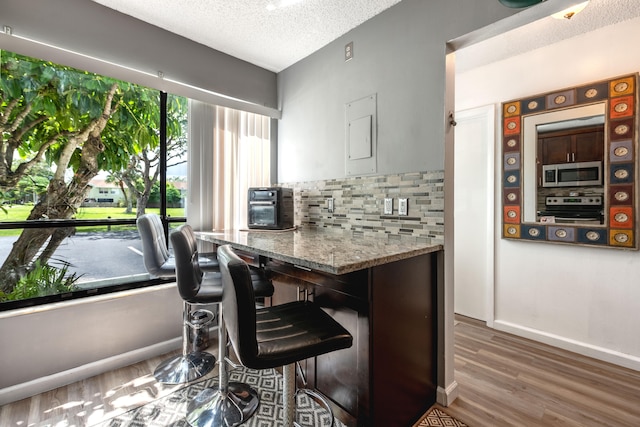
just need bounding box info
[538,125,604,165]
[265,254,437,427]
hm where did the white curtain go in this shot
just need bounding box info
[188,100,271,232]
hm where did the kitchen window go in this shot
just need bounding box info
[0,49,271,310]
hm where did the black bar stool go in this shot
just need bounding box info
[137,216,274,386]
[186,245,353,427]
[136,213,218,278]
[153,224,222,384]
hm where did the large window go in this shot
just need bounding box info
[0,49,270,310]
[0,51,272,311]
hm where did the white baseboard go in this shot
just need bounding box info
[0,337,181,406]
[436,380,459,406]
[493,319,640,371]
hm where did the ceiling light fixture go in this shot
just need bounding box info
[498,0,545,8]
[551,1,590,19]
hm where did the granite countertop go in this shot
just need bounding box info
[196,227,442,275]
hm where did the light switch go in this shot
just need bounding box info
[327,198,335,213]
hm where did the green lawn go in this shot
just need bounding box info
[0,205,185,236]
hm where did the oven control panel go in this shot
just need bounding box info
[546,196,602,206]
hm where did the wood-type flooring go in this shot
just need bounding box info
[2,316,640,426]
[427,315,640,427]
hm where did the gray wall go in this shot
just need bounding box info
[1,0,277,115]
[277,0,517,182]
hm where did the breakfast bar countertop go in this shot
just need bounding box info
[196,227,442,275]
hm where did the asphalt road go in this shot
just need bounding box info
[0,230,149,284]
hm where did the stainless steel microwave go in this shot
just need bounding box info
[247,187,294,230]
[542,161,602,188]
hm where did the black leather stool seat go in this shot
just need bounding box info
[181,272,223,303]
[239,301,352,369]
[198,252,220,271]
[219,245,352,371]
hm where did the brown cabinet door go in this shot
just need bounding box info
[541,135,573,164]
[538,126,604,164]
[574,130,604,162]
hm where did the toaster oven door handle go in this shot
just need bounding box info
[249,201,275,205]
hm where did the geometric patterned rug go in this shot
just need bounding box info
[91,366,346,427]
[413,407,468,427]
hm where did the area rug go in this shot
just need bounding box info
[93,366,345,427]
[414,407,468,427]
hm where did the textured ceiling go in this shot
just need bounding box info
[90,0,402,72]
[456,0,640,73]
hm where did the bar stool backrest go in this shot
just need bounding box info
[217,244,260,366]
[136,213,174,278]
[170,224,204,301]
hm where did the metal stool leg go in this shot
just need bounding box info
[282,363,296,427]
[186,307,260,427]
[288,286,336,427]
[154,301,216,384]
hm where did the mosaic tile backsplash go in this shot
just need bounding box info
[279,171,444,244]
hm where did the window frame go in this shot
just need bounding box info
[0,75,185,311]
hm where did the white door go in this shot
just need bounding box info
[454,105,494,322]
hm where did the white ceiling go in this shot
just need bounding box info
[456,0,640,73]
[90,0,402,72]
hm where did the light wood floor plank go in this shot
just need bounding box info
[3,317,640,426]
[440,315,640,427]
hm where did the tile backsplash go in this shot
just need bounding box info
[279,170,444,244]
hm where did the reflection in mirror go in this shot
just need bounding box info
[502,73,638,249]
[522,103,605,223]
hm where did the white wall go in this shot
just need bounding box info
[456,16,640,369]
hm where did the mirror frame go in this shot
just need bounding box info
[501,73,638,249]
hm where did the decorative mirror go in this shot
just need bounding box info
[502,74,638,249]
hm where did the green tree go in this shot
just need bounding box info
[15,161,52,204]
[149,181,182,206]
[112,95,187,217]
[0,51,164,293]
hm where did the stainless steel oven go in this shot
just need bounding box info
[538,195,604,225]
[248,187,294,230]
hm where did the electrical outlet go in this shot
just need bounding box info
[384,198,393,215]
[345,41,354,61]
[327,198,334,213]
[398,198,408,216]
